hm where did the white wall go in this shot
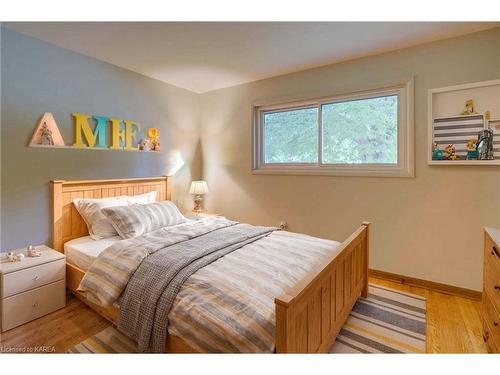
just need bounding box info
[199,27,500,291]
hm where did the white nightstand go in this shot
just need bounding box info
[0,246,66,332]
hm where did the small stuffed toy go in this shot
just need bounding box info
[432,142,444,160]
[466,139,477,151]
[147,128,160,151]
[140,128,160,151]
[466,139,478,160]
[444,144,458,160]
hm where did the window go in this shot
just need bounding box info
[253,81,413,177]
[263,107,318,164]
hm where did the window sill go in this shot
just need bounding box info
[252,165,414,178]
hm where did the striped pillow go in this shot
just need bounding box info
[73,197,128,240]
[102,201,186,239]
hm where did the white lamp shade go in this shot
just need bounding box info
[189,180,208,195]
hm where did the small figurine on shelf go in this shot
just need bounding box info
[6,251,24,262]
[140,128,160,152]
[6,252,16,262]
[444,144,458,160]
[432,142,444,160]
[466,139,478,160]
[460,99,477,115]
[140,138,153,151]
[27,245,42,257]
[39,122,54,146]
[477,129,495,160]
[148,128,160,151]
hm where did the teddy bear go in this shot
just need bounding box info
[444,144,458,160]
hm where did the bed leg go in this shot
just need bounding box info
[361,222,370,298]
[361,282,369,298]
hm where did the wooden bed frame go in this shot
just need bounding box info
[52,176,370,353]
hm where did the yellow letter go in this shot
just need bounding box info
[124,120,141,151]
[109,118,125,150]
[73,113,104,148]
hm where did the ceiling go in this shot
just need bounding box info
[5,22,499,93]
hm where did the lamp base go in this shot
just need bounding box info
[193,195,204,213]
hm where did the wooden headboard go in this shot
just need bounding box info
[51,176,171,252]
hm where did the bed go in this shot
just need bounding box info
[52,176,370,353]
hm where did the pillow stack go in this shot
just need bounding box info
[73,191,158,240]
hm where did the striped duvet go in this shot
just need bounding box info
[80,218,341,353]
[167,229,341,353]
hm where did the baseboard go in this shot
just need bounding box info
[369,269,482,301]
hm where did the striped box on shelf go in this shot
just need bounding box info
[493,128,500,160]
[489,120,500,160]
[433,114,485,158]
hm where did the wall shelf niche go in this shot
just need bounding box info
[427,79,500,165]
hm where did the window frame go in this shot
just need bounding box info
[252,80,414,177]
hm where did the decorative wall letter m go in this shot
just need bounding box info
[73,113,107,148]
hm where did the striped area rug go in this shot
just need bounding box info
[330,284,426,353]
[67,325,137,353]
[67,284,426,353]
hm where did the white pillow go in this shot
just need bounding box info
[121,191,157,204]
[73,197,128,240]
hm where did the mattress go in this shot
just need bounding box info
[65,235,121,270]
[64,220,195,270]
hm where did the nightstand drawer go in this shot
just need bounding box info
[2,279,65,332]
[2,259,65,298]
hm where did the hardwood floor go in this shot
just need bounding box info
[370,277,488,353]
[0,292,109,353]
[0,277,488,353]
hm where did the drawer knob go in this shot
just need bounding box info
[33,275,39,281]
[495,321,499,327]
[32,302,39,308]
[495,285,500,291]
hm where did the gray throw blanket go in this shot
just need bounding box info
[117,223,276,352]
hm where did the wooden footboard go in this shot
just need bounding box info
[275,222,370,353]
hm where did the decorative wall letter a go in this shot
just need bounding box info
[29,112,65,147]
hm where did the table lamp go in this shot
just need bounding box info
[189,180,208,213]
